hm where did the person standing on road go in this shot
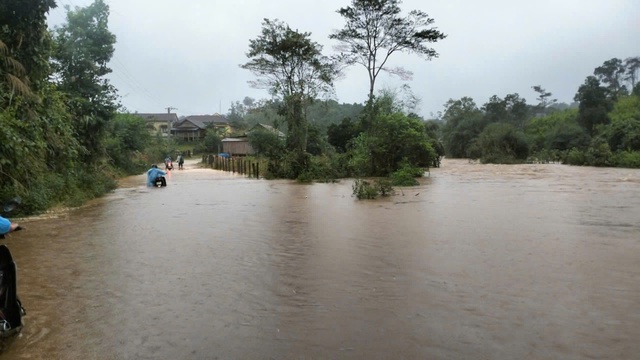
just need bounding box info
[177,154,184,170]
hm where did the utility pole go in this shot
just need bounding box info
[165,106,177,137]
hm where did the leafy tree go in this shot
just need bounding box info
[531,85,557,116]
[605,94,640,151]
[440,97,486,157]
[107,113,151,152]
[525,108,581,152]
[545,121,589,152]
[305,122,328,156]
[242,99,284,129]
[625,56,640,90]
[227,101,247,129]
[481,95,508,123]
[327,117,361,152]
[241,18,338,177]
[248,128,285,157]
[574,76,613,135]
[482,93,529,129]
[104,113,151,173]
[330,0,446,101]
[594,58,627,99]
[0,0,56,97]
[203,130,222,153]
[306,99,364,128]
[351,111,436,176]
[375,84,421,115]
[477,123,529,163]
[227,96,260,130]
[52,0,118,162]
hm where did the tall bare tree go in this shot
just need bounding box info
[330,0,446,101]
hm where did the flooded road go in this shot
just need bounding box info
[1,158,639,359]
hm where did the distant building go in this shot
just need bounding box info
[250,123,285,138]
[221,136,252,156]
[134,113,179,136]
[221,123,286,156]
[172,114,231,141]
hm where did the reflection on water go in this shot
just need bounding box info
[1,159,639,359]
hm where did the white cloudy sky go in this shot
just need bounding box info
[47,0,640,118]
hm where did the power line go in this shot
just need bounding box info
[109,61,166,108]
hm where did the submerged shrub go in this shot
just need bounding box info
[352,178,394,199]
[390,160,423,186]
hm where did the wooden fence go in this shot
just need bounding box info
[202,155,260,178]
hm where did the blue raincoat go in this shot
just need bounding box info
[0,216,11,235]
[147,167,167,187]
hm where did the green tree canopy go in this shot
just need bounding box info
[52,0,118,162]
[0,0,56,98]
[594,58,627,100]
[605,94,640,151]
[440,97,486,158]
[574,76,613,136]
[477,123,529,163]
[241,18,339,177]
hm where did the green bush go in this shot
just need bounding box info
[376,178,394,196]
[296,155,342,183]
[390,160,422,186]
[478,123,530,163]
[584,140,612,166]
[564,148,587,165]
[610,151,640,168]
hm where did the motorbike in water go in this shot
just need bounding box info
[165,160,173,171]
[154,175,167,187]
[0,198,26,338]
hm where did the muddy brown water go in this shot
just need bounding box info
[0,159,639,359]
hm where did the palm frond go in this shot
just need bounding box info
[5,73,32,96]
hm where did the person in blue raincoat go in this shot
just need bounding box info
[147,164,167,187]
[0,215,19,236]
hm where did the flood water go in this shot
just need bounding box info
[1,158,639,359]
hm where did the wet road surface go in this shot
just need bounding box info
[1,158,639,359]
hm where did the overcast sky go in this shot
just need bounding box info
[47,0,640,118]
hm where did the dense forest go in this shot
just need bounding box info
[1,0,639,212]
[438,57,640,167]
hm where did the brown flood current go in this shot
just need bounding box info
[1,158,639,359]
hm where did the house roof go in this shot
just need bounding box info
[178,114,229,129]
[134,113,179,123]
[250,123,286,138]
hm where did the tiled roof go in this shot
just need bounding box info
[180,114,229,129]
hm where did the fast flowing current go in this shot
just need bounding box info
[1,158,639,359]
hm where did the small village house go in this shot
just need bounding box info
[171,114,231,141]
